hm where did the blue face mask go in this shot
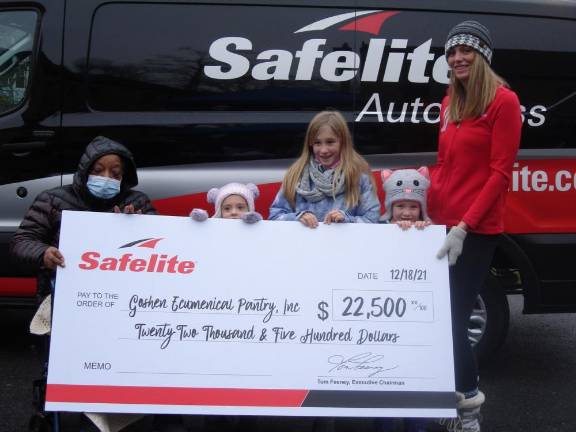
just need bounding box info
[86,175,121,199]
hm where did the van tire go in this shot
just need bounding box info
[470,273,510,366]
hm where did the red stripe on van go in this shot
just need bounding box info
[46,384,308,407]
[149,165,576,234]
[0,277,36,297]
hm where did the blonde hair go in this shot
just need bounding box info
[447,53,507,123]
[283,111,375,208]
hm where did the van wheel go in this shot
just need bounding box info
[469,273,510,365]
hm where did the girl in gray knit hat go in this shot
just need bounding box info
[380,167,432,432]
[380,167,431,230]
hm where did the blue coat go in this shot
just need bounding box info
[269,174,380,223]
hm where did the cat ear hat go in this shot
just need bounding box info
[207,182,260,218]
[381,167,431,222]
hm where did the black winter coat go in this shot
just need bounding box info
[9,136,156,274]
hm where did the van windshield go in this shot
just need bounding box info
[0,10,37,113]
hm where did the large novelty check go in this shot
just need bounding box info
[46,211,455,417]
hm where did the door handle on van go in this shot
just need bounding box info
[0,140,49,152]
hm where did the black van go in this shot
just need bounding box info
[0,0,575,361]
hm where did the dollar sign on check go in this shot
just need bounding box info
[317,301,329,321]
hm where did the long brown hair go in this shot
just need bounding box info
[283,111,374,208]
[448,53,507,123]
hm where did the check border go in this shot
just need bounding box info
[47,384,454,409]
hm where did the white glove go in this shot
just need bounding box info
[190,208,209,222]
[241,211,263,224]
[437,226,467,266]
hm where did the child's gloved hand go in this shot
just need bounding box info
[190,208,209,222]
[241,211,263,224]
[436,226,467,266]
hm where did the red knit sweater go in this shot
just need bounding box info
[428,86,522,234]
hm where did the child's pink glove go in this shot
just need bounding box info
[190,208,209,222]
[241,211,263,224]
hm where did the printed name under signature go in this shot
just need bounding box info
[327,352,398,377]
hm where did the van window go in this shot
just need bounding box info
[86,3,354,113]
[0,10,36,113]
[83,2,355,167]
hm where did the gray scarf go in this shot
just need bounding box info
[296,159,345,203]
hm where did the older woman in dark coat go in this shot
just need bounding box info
[10,135,156,288]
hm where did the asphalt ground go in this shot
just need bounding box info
[480,295,576,432]
[1,307,42,432]
[1,295,575,432]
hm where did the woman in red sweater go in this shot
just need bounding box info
[428,20,522,431]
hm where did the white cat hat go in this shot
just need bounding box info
[208,182,260,217]
[381,167,431,222]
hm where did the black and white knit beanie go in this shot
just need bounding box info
[445,20,493,64]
